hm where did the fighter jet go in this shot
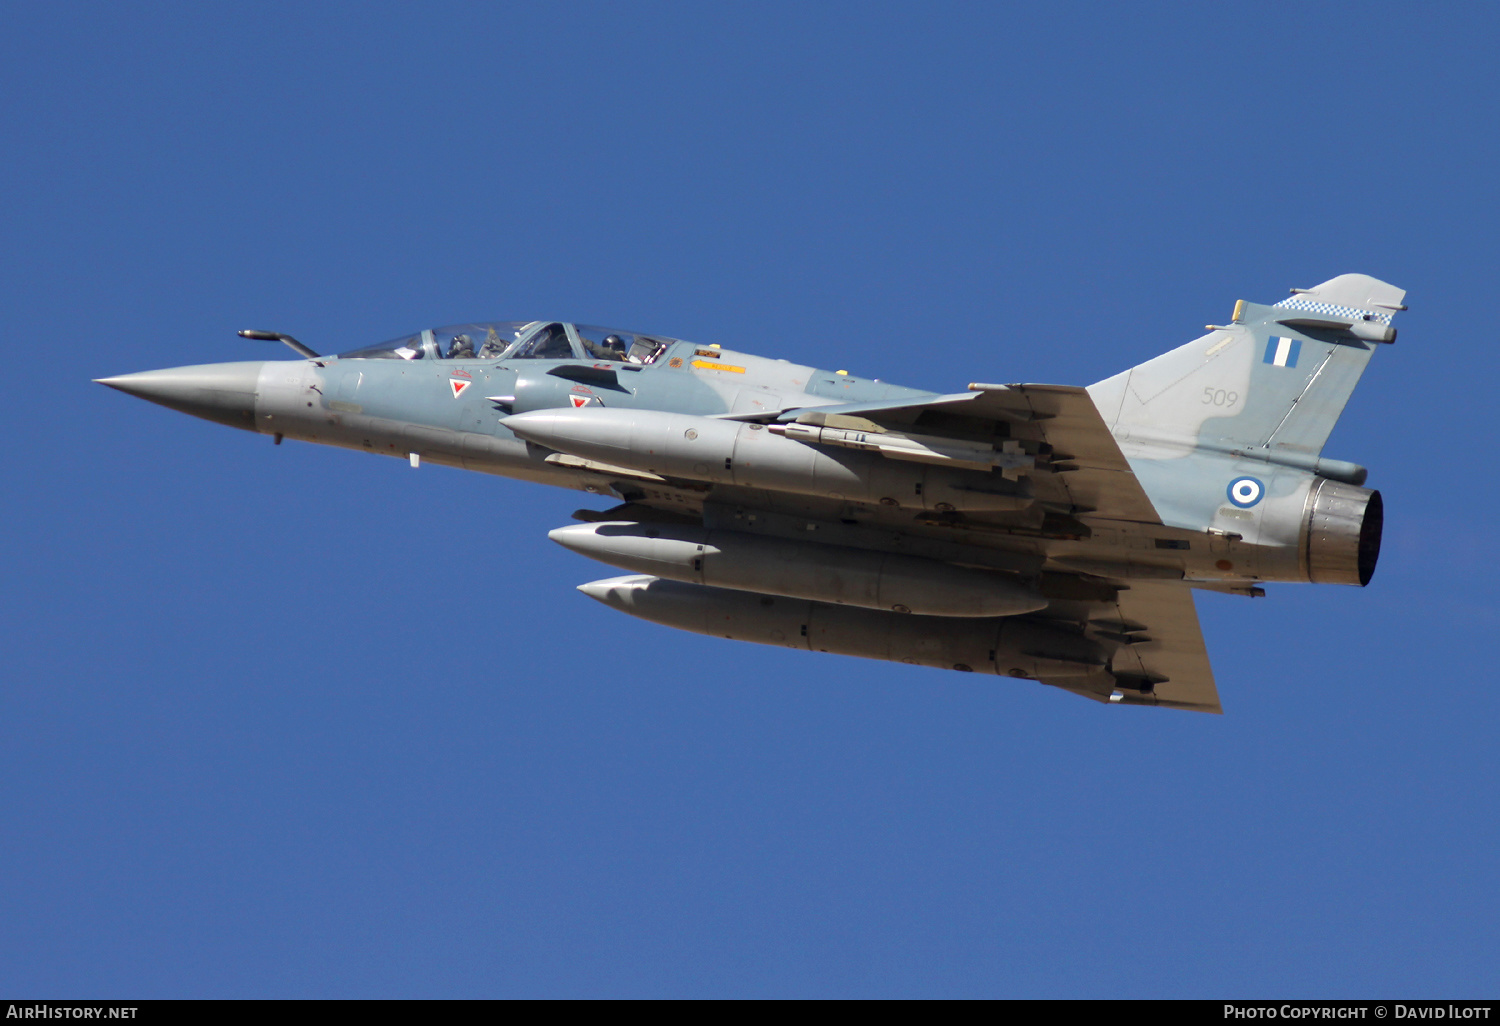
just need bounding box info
[97,274,1404,713]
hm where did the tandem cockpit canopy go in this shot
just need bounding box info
[337,321,676,364]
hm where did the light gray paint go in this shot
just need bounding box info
[97,274,1403,714]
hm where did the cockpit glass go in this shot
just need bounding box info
[338,320,676,364]
[505,323,575,360]
[576,325,673,365]
[338,321,534,361]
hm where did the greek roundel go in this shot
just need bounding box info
[1227,476,1264,508]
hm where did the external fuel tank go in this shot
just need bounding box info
[550,521,1046,617]
[577,574,1109,680]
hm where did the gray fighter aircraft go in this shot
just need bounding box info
[97,274,1404,712]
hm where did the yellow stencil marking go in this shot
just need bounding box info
[692,360,746,373]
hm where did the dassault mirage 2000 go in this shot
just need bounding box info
[97,274,1403,713]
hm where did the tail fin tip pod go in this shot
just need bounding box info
[1088,274,1405,462]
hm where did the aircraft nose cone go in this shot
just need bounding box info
[96,361,266,431]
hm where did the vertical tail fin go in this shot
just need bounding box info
[1088,274,1404,473]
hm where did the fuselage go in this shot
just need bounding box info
[260,331,927,492]
[99,318,1367,593]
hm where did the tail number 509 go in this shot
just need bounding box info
[1202,387,1239,408]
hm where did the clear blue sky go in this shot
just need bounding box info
[2,1,1497,998]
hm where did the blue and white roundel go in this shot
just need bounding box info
[1227,476,1265,508]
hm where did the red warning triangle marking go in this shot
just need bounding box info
[450,379,471,398]
[569,394,591,408]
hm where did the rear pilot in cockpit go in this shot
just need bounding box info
[582,333,629,361]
